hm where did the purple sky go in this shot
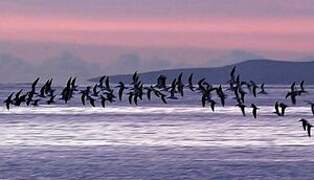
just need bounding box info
[0,0,314,73]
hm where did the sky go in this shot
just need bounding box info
[0,0,314,80]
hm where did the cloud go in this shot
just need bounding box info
[0,52,103,84]
[111,53,141,73]
[0,53,34,83]
[144,56,173,71]
[1,0,314,19]
[0,49,266,84]
[208,50,264,67]
[0,48,309,84]
[36,52,103,84]
[109,53,177,74]
[0,51,177,83]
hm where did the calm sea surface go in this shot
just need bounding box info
[0,84,314,179]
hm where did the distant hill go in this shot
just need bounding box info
[89,59,314,84]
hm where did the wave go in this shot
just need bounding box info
[0,105,312,116]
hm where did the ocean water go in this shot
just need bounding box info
[0,84,314,179]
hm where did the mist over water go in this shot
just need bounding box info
[1,85,314,179]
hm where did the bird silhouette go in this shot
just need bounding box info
[299,119,308,131]
[4,92,14,110]
[251,104,259,118]
[236,103,246,117]
[258,83,267,94]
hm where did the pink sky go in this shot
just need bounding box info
[0,0,314,66]
[1,15,314,52]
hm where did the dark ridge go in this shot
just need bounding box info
[89,59,314,84]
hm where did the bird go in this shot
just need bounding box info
[229,66,236,82]
[201,94,207,107]
[4,92,14,110]
[13,89,24,106]
[196,78,206,93]
[133,94,139,105]
[91,85,100,97]
[160,93,167,104]
[187,73,195,91]
[310,103,314,116]
[290,82,296,92]
[32,99,40,106]
[31,77,40,94]
[60,77,75,103]
[216,85,226,107]
[65,77,72,89]
[116,82,126,101]
[47,95,56,105]
[238,88,247,103]
[80,92,87,106]
[176,73,184,97]
[236,103,246,117]
[98,75,106,89]
[273,101,288,116]
[168,79,178,100]
[132,71,139,85]
[39,85,47,98]
[144,87,153,100]
[208,99,216,112]
[299,119,308,131]
[279,102,288,116]
[69,77,77,92]
[307,123,313,137]
[103,90,116,103]
[251,104,259,118]
[7,67,314,126]
[286,91,298,105]
[104,77,111,91]
[304,101,314,116]
[258,83,267,94]
[299,119,313,137]
[156,75,167,89]
[128,92,134,104]
[273,101,282,116]
[89,97,96,107]
[299,80,307,93]
[26,92,34,106]
[13,89,23,103]
[251,84,258,97]
[100,95,107,108]
[15,93,27,106]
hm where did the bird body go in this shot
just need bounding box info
[299,119,313,137]
[209,99,216,112]
[4,92,14,110]
[251,104,259,118]
[236,103,246,116]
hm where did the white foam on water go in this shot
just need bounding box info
[0,107,313,147]
[0,105,312,116]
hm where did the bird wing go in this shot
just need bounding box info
[307,126,312,137]
[81,94,86,105]
[32,78,40,89]
[161,95,167,104]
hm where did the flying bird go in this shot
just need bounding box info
[4,92,14,110]
[236,103,246,117]
[251,104,259,118]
